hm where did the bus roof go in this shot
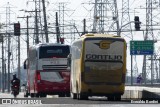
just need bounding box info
[81,34,121,38]
[71,33,125,45]
[30,43,69,49]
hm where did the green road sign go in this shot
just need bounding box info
[130,40,154,55]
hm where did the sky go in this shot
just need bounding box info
[0,0,159,80]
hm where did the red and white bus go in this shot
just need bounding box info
[24,43,70,97]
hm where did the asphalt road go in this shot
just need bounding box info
[0,92,159,107]
[0,92,130,104]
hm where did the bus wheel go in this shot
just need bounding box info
[71,93,77,99]
[30,93,34,98]
[59,94,65,97]
[40,93,47,97]
[115,95,121,101]
[66,93,71,97]
[78,93,88,100]
[108,96,114,101]
[34,93,39,98]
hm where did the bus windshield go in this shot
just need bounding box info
[39,46,70,59]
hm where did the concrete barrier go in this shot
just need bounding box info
[122,86,160,100]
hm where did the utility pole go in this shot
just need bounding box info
[14,22,21,80]
[4,64,7,90]
[35,9,39,44]
[1,35,5,93]
[6,4,11,93]
[24,10,39,44]
[27,16,29,56]
[56,12,60,43]
[81,19,86,35]
[17,16,30,57]
[0,34,2,91]
[83,19,86,34]
[42,0,49,43]
[18,34,20,80]
[7,33,11,92]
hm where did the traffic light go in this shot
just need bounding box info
[14,23,20,36]
[134,16,141,31]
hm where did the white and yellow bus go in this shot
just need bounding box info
[70,34,127,100]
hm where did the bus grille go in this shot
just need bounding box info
[42,65,67,70]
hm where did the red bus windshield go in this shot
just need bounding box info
[39,46,70,59]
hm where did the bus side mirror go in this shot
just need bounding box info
[67,54,71,67]
[24,63,26,69]
[24,61,27,69]
[24,59,28,69]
